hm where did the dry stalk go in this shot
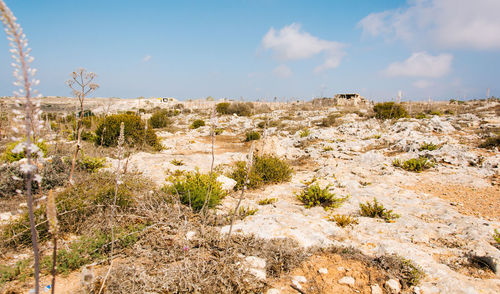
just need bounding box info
[66,68,99,184]
[200,106,217,217]
[1,1,43,292]
[226,141,255,243]
[46,190,58,294]
[98,122,124,294]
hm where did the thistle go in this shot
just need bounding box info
[1,1,43,292]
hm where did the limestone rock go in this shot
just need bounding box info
[216,175,237,191]
[338,276,355,286]
[385,279,401,294]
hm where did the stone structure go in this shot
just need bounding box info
[333,93,367,106]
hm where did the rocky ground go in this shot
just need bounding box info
[1,98,499,293]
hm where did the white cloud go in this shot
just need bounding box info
[273,64,292,78]
[413,79,433,88]
[143,55,151,62]
[384,52,452,78]
[262,23,346,71]
[359,0,500,50]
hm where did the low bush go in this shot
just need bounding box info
[245,130,261,142]
[296,183,348,209]
[359,198,399,222]
[237,206,258,219]
[415,113,427,119]
[479,135,500,149]
[170,159,184,166]
[1,140,49,163]
[494,229,500,245]
[393,156,435,172]
[215,102,230,114]
[418,142,439,151]
[427,110,442,116]
[328,214,359,227]
[0,156,70,198]
[149,109,176,128]
[258,198,277,205]
[375,254,424,288]
[164,171,226,212]
[321,114,340,127]
[77,154,106,173]
[214,128,224,135]
[94,113,161,149]
[230,155,292,190]
[373,102,408,119]
[1,172,149,247]
[190,119,205,129]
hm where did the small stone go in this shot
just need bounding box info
[371,284,383,294]
[318,267,328,274]
[292,275,307,283]
[266,289,281,294]
[337,266,345,272]
[185,231,196,240]
[338,276,355,286]
[385,279,401,294]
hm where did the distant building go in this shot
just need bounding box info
[333,93,366,106]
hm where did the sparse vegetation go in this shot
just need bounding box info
[320,113,339,127]
[215,102,230,114]
[258,198,277,205]
[296,183,348,210]
[214,128,224,135]
[149,109,176,128]
[376,254,425,288]
[419,142,439,151]
[359,198,400,222]
[164,171,226,212]
[245,130,261,141]
[393,156,436,172]
[77,154,106,173]
[170,159,184,166]
[230,155,292,190]
[299,128,311,138]
[328,214,359,227]
[493,229,500,245]
[237,206,258,218]
[1,140,48,163]
[373,102,408,119]
[190,119,206,129]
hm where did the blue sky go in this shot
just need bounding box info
[1,0,499,101]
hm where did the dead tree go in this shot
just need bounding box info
[66,68,99,183]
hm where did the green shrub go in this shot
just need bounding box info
[493,229,500,245]
[245,130,261,141]
[258,198,277,205]
[77,154,106,173]
[373,102,408,119]
[359,198,399,222]
[427,110,442,116]
[237,206,258,219]
[94,113,161,149]
[214,128,224,135]
[296,184,347,209]
[190,119,206,129]
[415,113,427,119]
[479,135,500,149]
[393,157,435,172]
[1,140,49,162]
[418,142,439,151]
[216,102,230,114]
[328,214,358,227]
[149,110,175,128]
[299,129,311,138]
[170,159,184,166]
[376,255,424,288]
[164,171,226,212]
[230,155,292,190]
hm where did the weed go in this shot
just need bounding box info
[170,159,184,166]
[415,113,427,119]
[230,155,292,190]
[328,214,359,227]
[363,134,381,140]
[258,198,277,205]
[419,142,439,151]
[190,119,205,129]
[373,102,408,119]
[359,198,400,222]
[164,171,226,212]
[359,181,372,186]
[237,206,258,218]
[296,184,348,210]
[427,110,442,116]
[214,128,224,135]
[393,156,435,172]
[299,128,311,138]
[323,146,334,152]
[375,254,425,288]
[245,130,261,141]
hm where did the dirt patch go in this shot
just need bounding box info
[403,182,500,221]
[198,134,251,154]
[270,252,389,294]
